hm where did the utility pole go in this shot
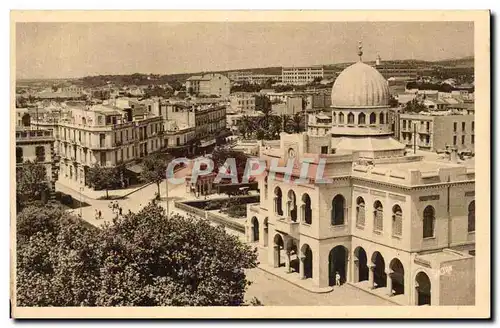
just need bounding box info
[165,168,170,216]
[79,187,84,218]
[413,122,417,154]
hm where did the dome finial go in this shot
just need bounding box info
[357,41,363,62]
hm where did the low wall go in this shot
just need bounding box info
[182,195,260,210]
[174,201,246,233]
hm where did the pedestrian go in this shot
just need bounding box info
[335,272,341,287]
[119,207,123,216]
[98,210,102,219]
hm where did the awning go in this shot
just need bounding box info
[126,164,144,174]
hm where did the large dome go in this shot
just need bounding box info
[331,61,390,108]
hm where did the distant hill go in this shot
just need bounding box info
[432,56,474,67]
[17,56,474,87]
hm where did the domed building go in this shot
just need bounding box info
[245,44,476,306]
[328,47,406,159]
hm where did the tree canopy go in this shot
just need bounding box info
[16,161,50,209]
[16,202,258,306]
[139,154,168,197]
[86,164,121,199]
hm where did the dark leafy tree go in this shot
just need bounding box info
[139,154,168,198]
[16,161,49,209]
[389,95,399,107]
[86,165,120,199]
[211,146,251,183]
[16,202,258,306]
[404,98,427,114]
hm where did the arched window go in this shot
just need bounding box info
[287,190,297,222]
[347,112,355,124]
[373,200,383,232]
[331,194,345,226]
[358,113,366,125]
[338,112,344,124]
[392,205,403,236]
[379,112,385,124]
[82,117,87,125]
[356,197,365,227]
[423,206,435,238]
[264,176,268,200]
[302,193,312,225]
[370,112,376,124]
[468,201,475,233]
[21,113,31,127]
[274,187,283,216]
[16,147,23,164]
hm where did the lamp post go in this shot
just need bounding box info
[79,186,84,218]
[165,168,169,216]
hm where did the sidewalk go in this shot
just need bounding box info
[56,177,152,200]
[346,281,403,305]
[252,244,334,294]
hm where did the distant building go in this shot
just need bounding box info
[281,66,336,85]
[61,85,85,95]
[15,127,57,201]
[161,99,227,154]
[304,93,332,111]
[227,71,282,84]
[186,73,230,98]
[229,92,256,112]
[398,112,475,152]
[374,55,421,79]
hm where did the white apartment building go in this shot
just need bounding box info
[282,66,336,85]
[15,127,57,201]
[229,92,256,112]
[185,73,230,98]
[34,103,164,187]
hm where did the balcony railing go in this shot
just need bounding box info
[274,217,300,239]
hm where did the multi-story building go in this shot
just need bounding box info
[374,55,421,79]
[304,93,332,111]
[229,92,256,112]
[185,73,230,98]
[161,99,227,154]
[282,66,336,85]
[34,103,164,187]
[227,72,282,84]
[246,56,475,306]
[398,113,475,152]
[15,127,57,201]
[61,85,85,95]
[307,113,332,136]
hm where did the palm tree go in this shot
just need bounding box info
[237,115,255,139]
[268,115,283,139]
[291,112,305,133]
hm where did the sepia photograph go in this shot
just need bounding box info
[10,10,490,319]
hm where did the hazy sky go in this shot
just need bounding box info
[16,21,474,79]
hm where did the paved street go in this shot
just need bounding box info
[244,268,394,306]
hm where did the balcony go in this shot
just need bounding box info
[90,143,116,150]
[274,217,300,239]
